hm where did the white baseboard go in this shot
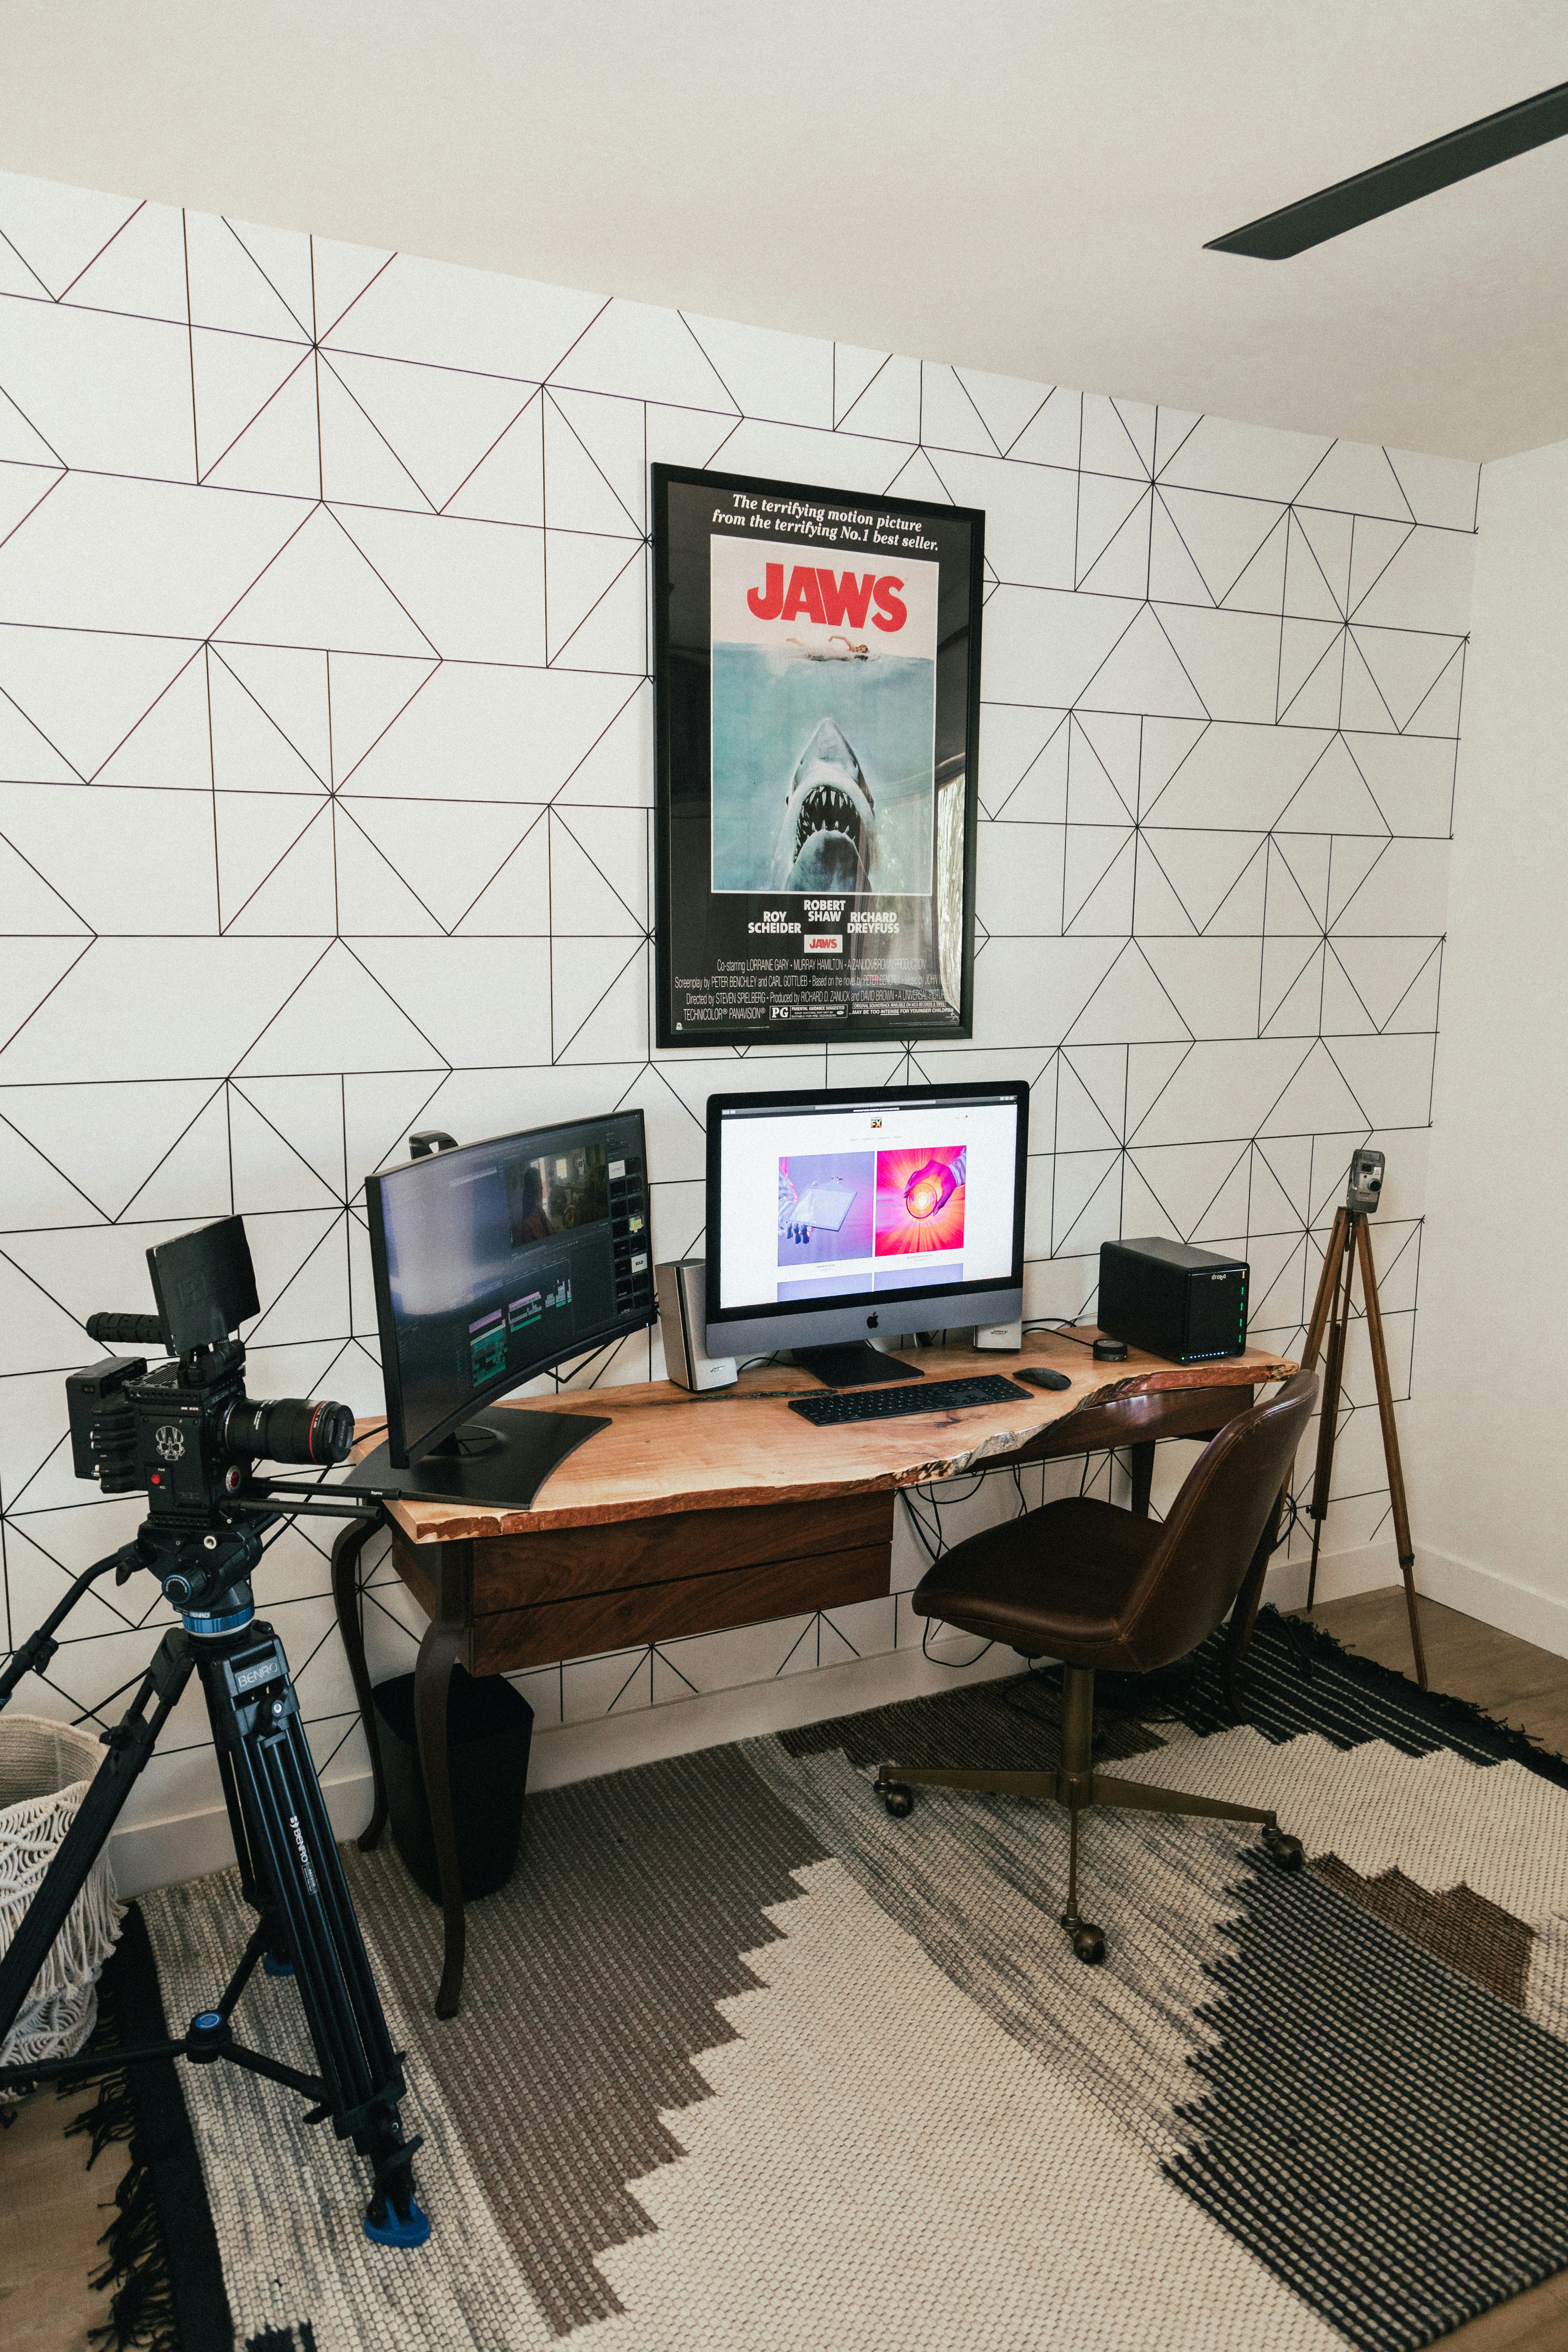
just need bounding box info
[109,1770,378,1901]
[523,1631,1021,1793]
[1264,1532,1568,1663]
[1262,1538,1405,1615]
[107,1633,1022,1899]
[1407,1543,1568,1660]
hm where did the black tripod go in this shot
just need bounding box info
[0,1510,430,2249]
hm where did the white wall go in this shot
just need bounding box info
[0,168,1478,1889]
[1406,438,1568,1652]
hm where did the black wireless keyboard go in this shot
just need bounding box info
[788,1374,1034,1427]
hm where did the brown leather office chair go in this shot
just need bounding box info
[875,1369,1319,1965]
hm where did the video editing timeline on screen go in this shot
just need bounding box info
[464,1139,650,1390]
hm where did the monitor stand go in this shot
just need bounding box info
[790,1342,924,1390]
[345,1409,611,1513]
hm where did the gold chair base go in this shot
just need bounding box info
[874,1663,1305,1963]
[873,1760,1280,1830]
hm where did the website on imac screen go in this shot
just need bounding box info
[717,1097,1017,1314]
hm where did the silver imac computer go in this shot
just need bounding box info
[704,1080,1028,1387]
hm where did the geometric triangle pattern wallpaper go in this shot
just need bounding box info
[0,169,1478,1842]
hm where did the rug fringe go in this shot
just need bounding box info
[87,2153,180,2352]
[1263,1605,1568,1788]
[52,1924,184,2352]
[63,2065,139,2166]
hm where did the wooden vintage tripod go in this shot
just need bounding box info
[1299,1148,1427,1687]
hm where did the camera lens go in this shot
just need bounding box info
[225,1397,355,1466]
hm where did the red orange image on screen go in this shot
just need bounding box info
[873,1147,966,1255]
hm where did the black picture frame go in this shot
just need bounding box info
[652,463,985,1050]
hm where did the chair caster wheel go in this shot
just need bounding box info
[879,1780,914,1819]
[1263,1826,1304,1872]
[1062,1918,1106,1965]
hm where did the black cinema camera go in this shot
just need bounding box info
[67,1215,354,1563]
[0,1212,431,2249]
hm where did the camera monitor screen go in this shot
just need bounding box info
[705,1080,1027,1360]
[148,1214,260,1351]
[364,1111,652,1466]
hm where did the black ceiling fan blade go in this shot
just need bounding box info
[1206,78,1568,259]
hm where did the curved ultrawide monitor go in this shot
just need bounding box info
[704,1081,1027,1356]
[364,1110,653,1466]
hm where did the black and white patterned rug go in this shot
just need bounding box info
[73,1610,1568,2351]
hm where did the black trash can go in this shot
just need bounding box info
[372,1666,533,1905]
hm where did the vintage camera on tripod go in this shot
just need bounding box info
[1345,1145,1385,1218]
[65,1216,354,1599]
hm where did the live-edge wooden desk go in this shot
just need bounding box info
[331,1327,1295,2015]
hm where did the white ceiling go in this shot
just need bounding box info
[3,1,1567,460]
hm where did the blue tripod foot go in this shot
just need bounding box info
[364,2198,431,2249]
[262,1953,295,1977]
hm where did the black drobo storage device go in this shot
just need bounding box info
[1097,1237,1248,1364]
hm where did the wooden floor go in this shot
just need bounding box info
[0,2079,127,2352]
[2,1588,1567,2348]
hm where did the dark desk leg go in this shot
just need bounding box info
[414,1539,472,2021]
[1222,1485,1284,1719]
[330,1514,389,1853]
[1128,1442,1155,1519]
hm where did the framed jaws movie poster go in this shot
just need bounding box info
[652,464,985,1048]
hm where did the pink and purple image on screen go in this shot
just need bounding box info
[873,1146,966,1256]
[776,1152,875,1269]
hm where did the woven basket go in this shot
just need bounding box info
[0,1715,124,2097]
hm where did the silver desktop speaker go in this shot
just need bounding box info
[973,1317,1024,1351]
[656,1257,739,1392]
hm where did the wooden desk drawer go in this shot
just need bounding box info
[463,1489,893,1613]
[385,1491,896,1676]
[468,1540,891,1673]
